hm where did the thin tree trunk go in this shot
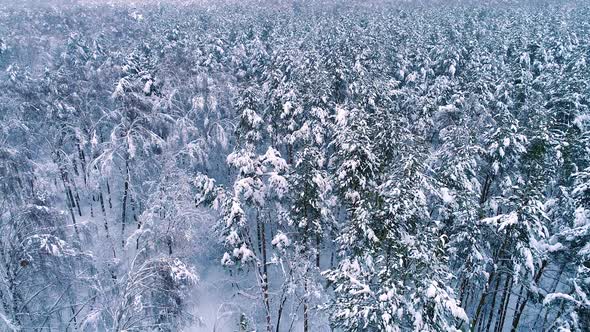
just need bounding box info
[65,179,76,209]
[303,206,311,332]
[106,179,113,209]
[330,250,335,269]
[496,275,513,332]
[121,158,130,248]
[458,277,468,306]
[493,274,510,332]
[261,220,271,332]
[472,231,510,330]
[315,233,321,269]
[73,181,82,217]
[256,212,272,332]
[68,294,78,327]
[6,266,23,327]
[99,189,116,258]
[89,194,94,218]
[304,279,309,332]
[457,277,470,330]
[0,288,12,325]
[72,152,79,177]
[479,173,493,205]
[484,274,502,331]
[545,301,567,331]
[471,270,495,331]
[77,143,87,185]
[511,260,547,331]
[132,197,141,250]
[477,307,486,331]
[510,285,526,331]
[537,263,564,329]
[286,144,293,165]
[99,192,106,217]
[256,216,263,255]
[275,287,288,332]
[61,172,80,239]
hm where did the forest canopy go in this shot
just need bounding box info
[0,0,589,331]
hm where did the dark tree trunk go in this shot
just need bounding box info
[471,270,495,331]
[255,212,272,332]
[60,171,80,238]
[484,273,502,331]
[495,275,513,332]
[77,143,87,185]
[106,179,113,209]
[537,263,565,329]
[121,158,130,248]
[99,189,116,258]
[472,230,510,331]
[304,279,309,332]
[511,260,547,331]
[132,197,141,250]
[89,194,94,218]
[315,233,321,269]
[510,285,526,332]
[73,182,82,217]
[261,220,271,332]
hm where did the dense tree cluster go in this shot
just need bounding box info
[1,0,589,331]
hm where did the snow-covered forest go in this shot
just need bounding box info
[1,0,589,331]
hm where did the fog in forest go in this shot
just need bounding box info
[1,0,589,331]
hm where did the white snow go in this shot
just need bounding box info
[365,227,379,242]
[440,187,455,204]
[221,252,234,266]
[481,214,503,225]
[261,147,288,172]
[127,135,136,158]
[531,237,564,254]
[445,299,468,322]
[335,107,348,126]
[348,276,372,296]
[193,96,205,109]
[573,114,589,131]
[269,172,288,198]
[282,101,292,117]
[521,246,535,277]
[426,284,437,298]
[574,207,588,227]
[543,292,577,306]
[143,80,152,94]
[130,11,144,21]
[498,212,518,232]
[0,312,19,332]
[271,232,290,250]
[492,161,500,174]
[112,78,126,98]
[448,64,456,77]
[227,200,244,226]
[438,104,457,113]
[413,312,423,330]
[232,243,255,263]
[208,95,218,111]
[312,173,331,193]
[169,259,199,284]
[225,229,240,246]
[382,312,391,325]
